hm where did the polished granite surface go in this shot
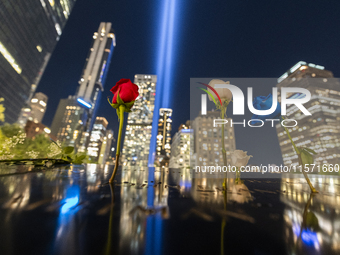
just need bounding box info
[0,164,339,255]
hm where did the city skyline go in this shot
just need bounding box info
[50,22,115,151]
[22,0,340,165]
[122,74,157,167]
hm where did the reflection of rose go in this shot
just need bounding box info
[231,150,252,167]
[110,78,139,107]
[207,79,232,102]
[230,183,252,204]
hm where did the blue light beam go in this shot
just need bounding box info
[148,0,178,166]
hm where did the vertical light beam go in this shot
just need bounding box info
[149,0,178,166]
[162,0,176,107]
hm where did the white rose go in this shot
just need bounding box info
[231,150,252,167]
[207,79,232,103]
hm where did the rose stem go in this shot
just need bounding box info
[281,116,318,193]
[109,105,125,183]
[220,104,228,190]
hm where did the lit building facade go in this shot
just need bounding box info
[98,129,114,164]
[0,0,76,124]
[169,122,193,168]
[76,22,115,152]
[18,92,48,128]
[155,108,172,166]
[122,75,157,167]
[50,95,87,146]
[276,61,340,166]
[192,111,236,167]
[87,117,108,162]
[24,120,56,140]
[50,23,115,150]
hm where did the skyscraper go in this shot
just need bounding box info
[192,111,236,167]
[169,121,193,168]
[50,95,87,146]
[276,61,340,166]
[87,117,108,162]
[98,129,114,164]
[0,0,77,124]
[155,108,172,166]
[51,23,115,149]
[18,92,48,128]
[122,75,157,167]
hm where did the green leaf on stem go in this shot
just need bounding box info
[300,149,314,165]
[124,100,135,110]
[107,97,119,109]
[303,148,317,155]
[116,108,120,121]
[63,146,74,154]
[73,154,86,164]
[295,147,301,154]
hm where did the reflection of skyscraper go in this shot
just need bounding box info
[155,108,172,166]
[192,111,236,166]
[51,23,115,150]
[18,92,48,128]
[0,0,77,124]
[276,61,340,166]
[280,177,340,253]
[119,168,168,254]
[122,75,157,166]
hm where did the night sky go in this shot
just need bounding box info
[37,0,340,165]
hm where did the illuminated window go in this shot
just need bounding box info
[55,23,62,35]
[0,42,22,74]
[36,45,42,52]
[39,100,46,107]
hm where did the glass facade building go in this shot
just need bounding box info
[192,111,236,167]
[50,95,87,146]
[98,129,114,164]
[0,0,76,124]
[155,108,173,166]
[169,123,193,168]
[122,75,157,167]
[87,117,108,162]
[51,23,115,150]
[76,22,115,152]
[18,92,48,128]
[276,62,340,166]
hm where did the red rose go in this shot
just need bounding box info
[110,78,139,108]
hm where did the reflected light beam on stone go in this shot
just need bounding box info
[60,186,80,214]
[61,196,79,214]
